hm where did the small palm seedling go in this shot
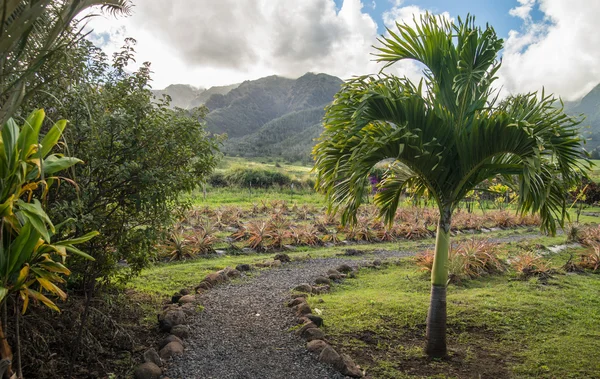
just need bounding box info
[416,239,503,283]
[266,220,290,250]
[245,221,271,251]
[162,230,198,261]
[578,244,600,272]
[510,251,552,279]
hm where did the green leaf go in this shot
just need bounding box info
[16,199,54,241]
[65,245,95,261]
[56,231,99,246]
[39,119,67,158]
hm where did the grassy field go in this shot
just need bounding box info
[307,244,600,379]
[127,157,600,378]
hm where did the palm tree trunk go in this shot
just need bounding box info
[425,207,451,358]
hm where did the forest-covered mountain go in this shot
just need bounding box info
[152,83,239,109]
[203,73,343,162]
[565,84,600,156]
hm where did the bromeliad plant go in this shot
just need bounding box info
[0,109,97,376]
[313,14,589,357]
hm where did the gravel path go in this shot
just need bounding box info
[165,231,542,379]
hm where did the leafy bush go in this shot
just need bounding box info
[578,244,600,272]
[510,251,552,279]
[208,171,228,187]
[416,239,504,283]
[224,167,292,188]
[38,41,221,286]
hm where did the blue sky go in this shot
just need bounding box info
[88,0,599,100]
[340,0,543,38]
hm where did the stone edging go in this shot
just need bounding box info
[286,260,386,378]
[132,254,294,379]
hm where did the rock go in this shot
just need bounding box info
[217,267,234,278]
[283,244,297,251]
[319,345,343,367]
[348,272,357,279]
[159,309,186,328]
[312,285,330,294]
[306,314,324,327]
[158,335,184,350]
[143,348,161,366]
[337,264,353,273]
[133,362,162,379]
[242,248,254,254]
[340,353,363,377]
[372,259,382,266]
[327,268,342,276]
[170,325,190,339]
[204,272,225,286]
[271,259,282,267]
[158,318,172,333]
[315,276,331,285]
[291,293,308,299]
[295,317,309,324]
[180,302,196,316]
[328,273,342,281]
[215,249,226,256]
[274,253,291,263]
[226,269,241,278]
[179,288,190,296]
[159,341,184,360]
[196,282,212,291]
[293,283,313,293]
[295,302,312,316]
[303,327,325,341]
[307,339,329,354]
[171,293,182,304]
[178,294,196,304]
[295,321,318,336]
[236,263,251,272]
[287,298,307,307]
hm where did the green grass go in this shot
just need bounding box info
[189,186,325,208]
[307,245,600,378]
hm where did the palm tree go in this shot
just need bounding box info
[313,14,589,358]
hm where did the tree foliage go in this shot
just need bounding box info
[26,39,222,286]
[313,13,590,358]
[0,0,132,124]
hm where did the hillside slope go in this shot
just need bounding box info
[152,83,239,109]
[565,83,600,154]
[205,72,343,161]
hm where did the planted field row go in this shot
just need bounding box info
[160,202,543,260]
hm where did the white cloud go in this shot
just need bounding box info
[509,0,536,21]
[501,0,600,101]
[85,0,385,89]
[84,0,450,90]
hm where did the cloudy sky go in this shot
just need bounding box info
[87,0,600,101]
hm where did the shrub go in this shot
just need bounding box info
[578,244,600,272]
[208,171,228,187]
[415,239,504,283]
[224,167,292,188]
[510,251,552,279]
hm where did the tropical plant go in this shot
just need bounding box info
[578,244,600,272]
[0,0,131,124]
[0,109,97,377]
[416,239,503,283]
[510,251,552,279]
[313,14,588,357]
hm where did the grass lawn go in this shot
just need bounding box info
[308,245,600,378]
